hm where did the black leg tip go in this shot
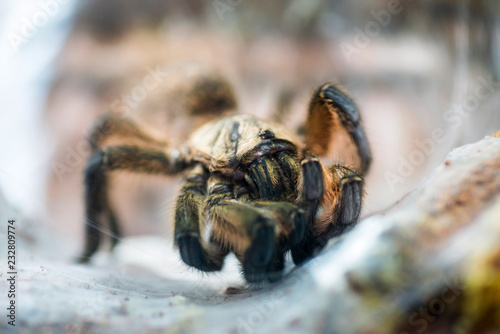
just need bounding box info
[338,180,362,226]
[178,236,222,272]
[320,84,360,125]
[266,252,285,283]
[242,224,276,283]
[247,224,275,267]
[291,242,315,265]
[242,266,268,283]
[288,209,306,248]
[301,159,324,201]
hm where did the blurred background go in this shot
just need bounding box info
[1,0,499,260]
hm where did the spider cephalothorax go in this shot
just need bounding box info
[78,80,371,283]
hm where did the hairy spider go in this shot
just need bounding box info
[77,81,371,283]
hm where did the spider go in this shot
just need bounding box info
[77,81,371,283]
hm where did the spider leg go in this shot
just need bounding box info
[251,201,305,282]
[315,165,363,246]
[291,157,324,265]
[184,72,237,117]
[306,83,372,174]
[175,166,228,272]
[78,151,107,262]
[253,151,322,265]
[88,114,168,152]
[77,114,173,262]
[252,201,305,251]
[203,175,279,283]
[265,252,285,283]
[243,153,312,279]
[77,145,192,263]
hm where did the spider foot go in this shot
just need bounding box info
[290,158,324,266]
[338,175,363,226]
[265,252,285,283]
[290,231,315,266]
[287,208,306,248]
[319,84,360,126]
[242,223,276,283]
[307,83,372,174]
[178,235,225,272]
[77,150,112,263]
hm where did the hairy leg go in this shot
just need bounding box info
[315,165,363,245]
[88,114,168,152]
[291,157,324,265]
[203,175,280,282]
[252,201,305,282]
[175,166,228,272]
[78,145,191,262]
[252,201,305,251]
[253,150,321,265]
[78,150,108,263]
[306,83,372,174]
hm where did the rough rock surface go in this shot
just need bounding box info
[1,135,499,334]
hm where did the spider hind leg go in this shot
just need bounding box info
[78,143,191,262]
[77,150,120,263]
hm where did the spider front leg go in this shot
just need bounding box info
[174,166,228,272]
[315,165,363,245]
[307,83,372,174]
[293,83,371,257]
[88,113,168,151]
[203,176,276,283]
[202,174,305,283]
[290,157,324,265]
[251,201,306,281]
[247,151,322,266]
[77,145,191,263]
[252,201,305,252]
[289,159,364,263]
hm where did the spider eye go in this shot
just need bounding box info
[259,130,275,139]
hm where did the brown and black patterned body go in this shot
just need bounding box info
[78,80,371,283]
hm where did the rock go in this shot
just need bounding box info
[2,135,499,334]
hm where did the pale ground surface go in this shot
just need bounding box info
[1,136,499,334]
